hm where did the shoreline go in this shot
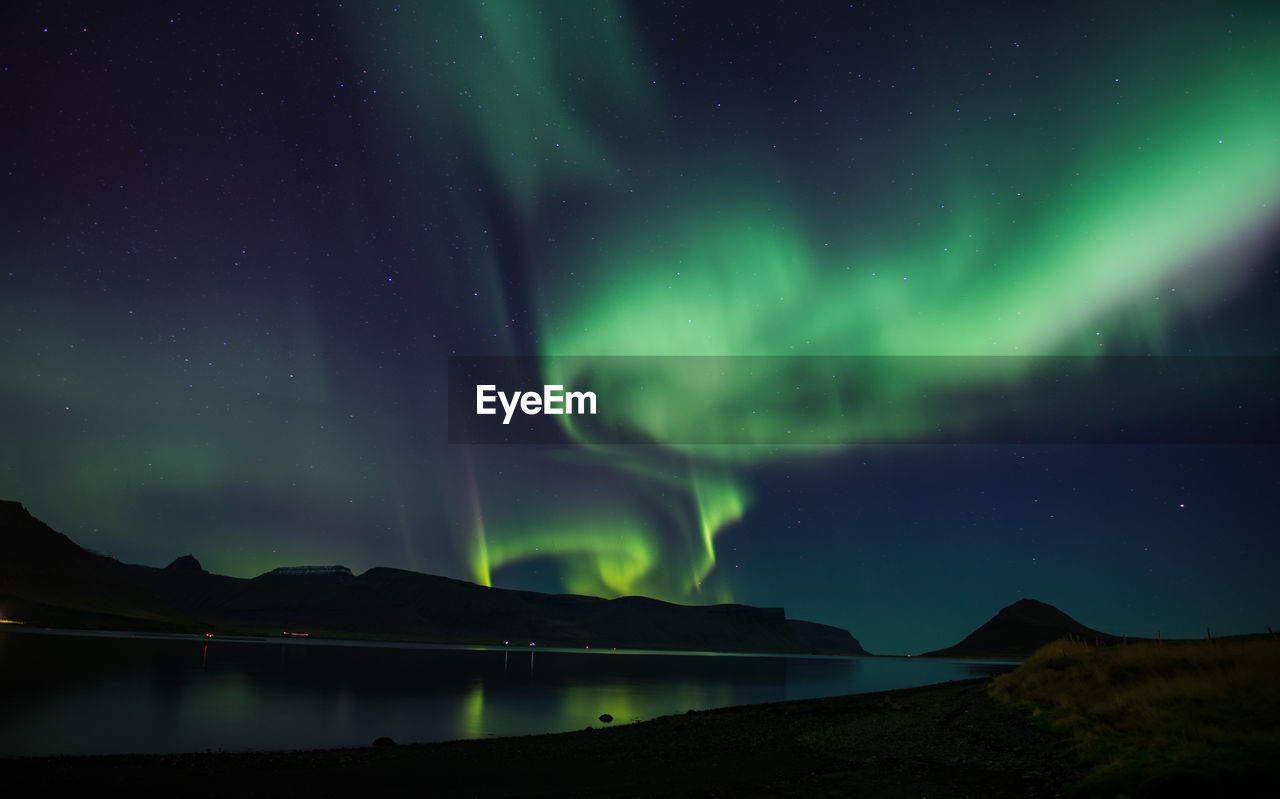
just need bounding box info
[1,623,874,659]
[5,677,1084,797]
[3,623,1028,663]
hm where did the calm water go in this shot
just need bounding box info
[0,628,1015,757]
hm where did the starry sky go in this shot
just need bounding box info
[3,2,1278,655]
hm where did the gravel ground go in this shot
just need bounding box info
[5,677,1086,797]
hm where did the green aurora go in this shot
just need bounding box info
[3,3,1278,646]
[425,4,1280,600]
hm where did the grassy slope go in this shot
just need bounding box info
[989,636,1280,796]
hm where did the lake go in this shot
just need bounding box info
[0,628,1016,757]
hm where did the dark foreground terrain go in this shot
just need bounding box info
[6,678,1085,798]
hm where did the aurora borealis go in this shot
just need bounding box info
[3,2,1278,653]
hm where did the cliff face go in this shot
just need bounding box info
[0,500,867,655]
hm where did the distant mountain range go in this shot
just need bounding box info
[0,500,1146,659]
[921,598,1125,658]
[0,500,866,655]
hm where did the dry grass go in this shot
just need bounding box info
[989,636,1280,795]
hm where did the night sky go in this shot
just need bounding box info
[3,2,1278,655]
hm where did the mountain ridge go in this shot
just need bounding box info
[0,499,866,655]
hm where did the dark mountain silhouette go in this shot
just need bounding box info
[0,499,196,630]
[165,554,206,573]
[0,500,866,655]
[921,598,1121,658]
